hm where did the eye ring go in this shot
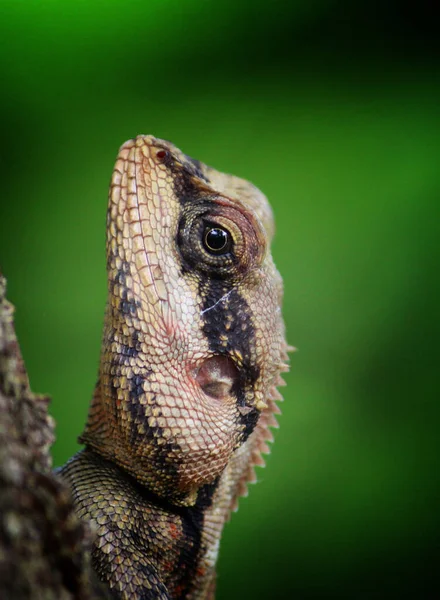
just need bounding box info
[203,226,231,255]
[177,203,264,280]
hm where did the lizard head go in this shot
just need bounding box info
[80,135,288,506]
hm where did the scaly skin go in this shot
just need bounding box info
[59,136,289,599]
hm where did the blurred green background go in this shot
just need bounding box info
[1,0,439,597]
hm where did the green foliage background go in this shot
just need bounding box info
[1,1,438,597]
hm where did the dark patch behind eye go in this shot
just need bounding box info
[199,281,261,443]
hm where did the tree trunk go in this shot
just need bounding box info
[0,274,109,600]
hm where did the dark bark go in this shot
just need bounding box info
[0,274,109,600]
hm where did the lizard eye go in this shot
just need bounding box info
[203,226,231,255]
[177,202,265,279]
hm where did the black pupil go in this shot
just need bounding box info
[204,227,229,253]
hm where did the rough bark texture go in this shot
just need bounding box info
[0,274,109,600]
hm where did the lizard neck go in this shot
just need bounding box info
[60,447,225,599]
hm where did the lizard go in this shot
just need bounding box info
[58,135,290,600]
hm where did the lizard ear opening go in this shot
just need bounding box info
[195,356,239,400]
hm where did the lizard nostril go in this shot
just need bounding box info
[195,356,239,400]
[155,149,169,161]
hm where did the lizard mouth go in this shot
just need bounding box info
[194,355,239,400]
